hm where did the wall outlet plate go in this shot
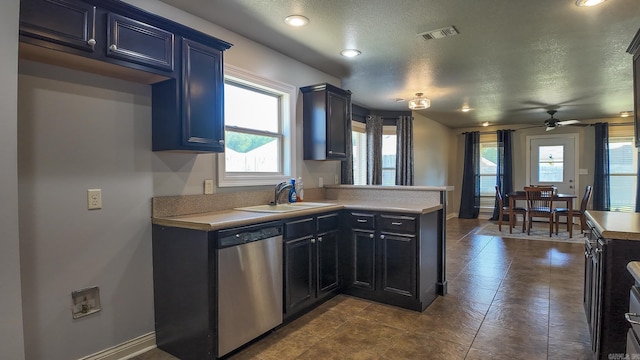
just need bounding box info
[87,189,102,210]
[71,286,101,319]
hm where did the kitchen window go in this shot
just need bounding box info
[218,65,296,187]
[609,125,637,212]
[351,122,397,185]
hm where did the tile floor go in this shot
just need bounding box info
[134,218,593,360]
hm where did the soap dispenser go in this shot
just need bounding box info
[288,178,297,203]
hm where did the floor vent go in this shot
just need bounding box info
[418,26,459,40]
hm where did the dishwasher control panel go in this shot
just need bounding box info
[218,222,283,248]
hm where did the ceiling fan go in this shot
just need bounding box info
[542,110,582,131]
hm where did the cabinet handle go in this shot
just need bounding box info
[311,238,316,244]
[380,235,385,240]
[318,237,323,242]
[626,313,640,325]
[87,38,96,46]
[109,44,117,51]
[391,222,403,226]
[218,139,225,145]
[328,150,334,154]
[357,219,368,223]
[369,234,374,239]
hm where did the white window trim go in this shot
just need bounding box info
[218,64,297,187]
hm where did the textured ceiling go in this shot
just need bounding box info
[159,0,640,128]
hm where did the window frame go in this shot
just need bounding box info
[479,137,498,210]
[608,133,637,212]
[381,125,397,186]
[217,65,297,187]
[351,121,367,185]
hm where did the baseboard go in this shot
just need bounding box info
[78,332,156,360]
[447,213,458,220]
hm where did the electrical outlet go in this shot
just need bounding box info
[319,177,324,187]
[334,175,339,184]
[87,189,102,210]
[204,179,214,194]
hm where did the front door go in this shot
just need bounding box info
[527,134,578,196]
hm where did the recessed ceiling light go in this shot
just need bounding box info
[575,0,606,7]
[284,15,309,27]
[482,122,490,127]
[340,49,361,57]
[620,111,633,118]
[461,106,471,112]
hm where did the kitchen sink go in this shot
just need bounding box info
[235,202,336,213]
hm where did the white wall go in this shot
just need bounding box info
[16,0,344,358]
[18,61,155,359]
[1,1,25,359]
[413,112,455,187]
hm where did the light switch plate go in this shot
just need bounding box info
[579,168,588,175]
[204,179,214,194]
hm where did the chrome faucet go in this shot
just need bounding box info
[273,181,292,205]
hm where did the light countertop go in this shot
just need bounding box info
[152,200,442,231]
[585,210,640,241]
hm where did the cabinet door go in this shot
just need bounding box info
[380,233,416,298]
[284,237,314,315]
[317,230,339,297]
[106,13,174,72]
[583,241,594,325]
[591,241,604,355]
[326,91,348,159]
[181,38,225,151]
[350,229,376,291]
[20,0,97,52]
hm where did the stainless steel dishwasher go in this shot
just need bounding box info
[217,222,283,357]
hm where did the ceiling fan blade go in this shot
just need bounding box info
[557,120,581,126]
[545,126,555,131]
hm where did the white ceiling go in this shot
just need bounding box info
[159,0,640,128]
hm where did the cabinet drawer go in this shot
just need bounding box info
[317,213,339,233]
[107,13,174,71]
[380,214,416,234]
[284,217,315,239]
[350,213,375,230]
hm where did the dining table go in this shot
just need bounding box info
[507,191,578,238]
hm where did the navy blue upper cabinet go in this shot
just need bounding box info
[152,39,226,152]
[301,83,351,160]
[20,0,98,54]
[18,0,233,153]
[106,13,174,72]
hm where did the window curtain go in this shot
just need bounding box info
[593,122,610,211]
[395,115,414,185]
[341,117,354,184]
[459,131,480,218]
[366,115,383,185]
[491,129,515,220]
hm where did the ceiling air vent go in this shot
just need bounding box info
[417,26,459,40]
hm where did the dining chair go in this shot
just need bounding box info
[524,186,556,236]
[495,186,526,232]
[555,185,592,235]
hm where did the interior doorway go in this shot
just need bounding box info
[526,134,579,198]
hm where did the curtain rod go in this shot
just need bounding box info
[591,122,634,126]
[461,122,635,135]
[460,130,512,135]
